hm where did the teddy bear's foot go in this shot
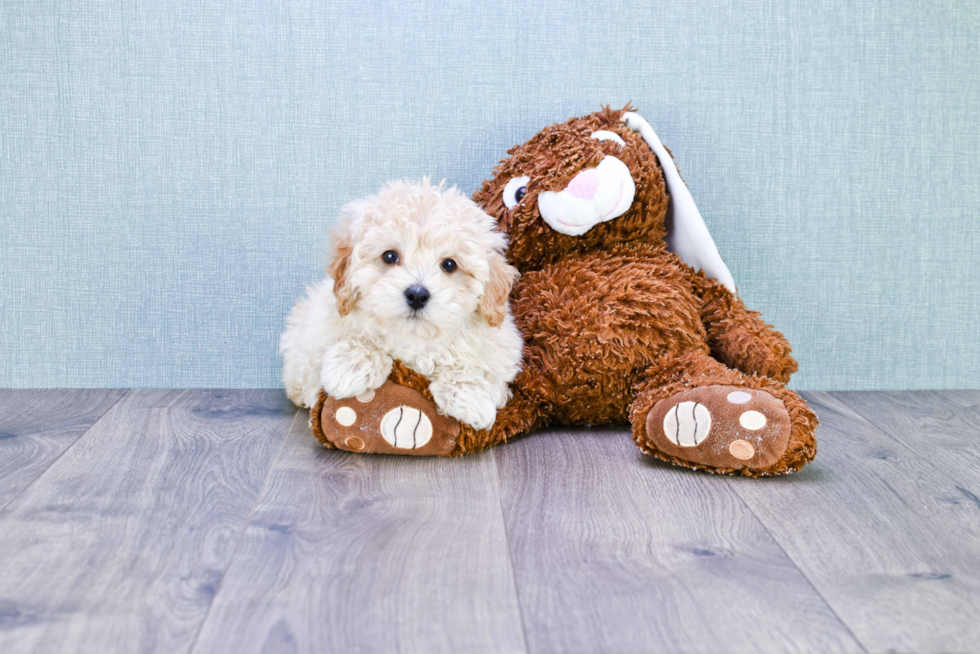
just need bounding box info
[639,385,807,475]
[311,381,461,456]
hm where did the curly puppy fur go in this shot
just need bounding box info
[282,180,523,430]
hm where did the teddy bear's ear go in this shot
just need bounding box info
[623,112,738,294]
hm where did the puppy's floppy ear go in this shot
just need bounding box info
[328,228,357,316]
[479,250,519,328]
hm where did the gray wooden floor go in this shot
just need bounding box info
[1,390,978,653]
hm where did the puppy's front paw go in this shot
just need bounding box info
[321,343,391,399]
[322,366,371,400]
[429,380,498,431]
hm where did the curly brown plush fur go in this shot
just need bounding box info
[312,105,818,476]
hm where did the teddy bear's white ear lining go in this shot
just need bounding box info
[623,112,738,294]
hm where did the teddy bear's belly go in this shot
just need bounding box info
[512,253,708,425]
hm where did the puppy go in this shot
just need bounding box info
[281,180,523,430]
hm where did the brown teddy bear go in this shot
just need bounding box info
[311,106,817,476]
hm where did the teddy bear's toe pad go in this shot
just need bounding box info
[313,381,460,456]
[645,386,791,471]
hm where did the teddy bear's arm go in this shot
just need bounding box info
[696,277,799,383]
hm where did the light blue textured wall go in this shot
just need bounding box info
[1,0,978,390]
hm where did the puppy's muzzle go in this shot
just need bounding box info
[404,285,430,312]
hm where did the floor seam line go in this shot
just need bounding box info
[186,405,300,654]
[726,476,869,654]
[491,448,533,654]
[0,389,131,514]
[824,391,980,498]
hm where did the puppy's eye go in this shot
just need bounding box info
[503,176,530,210]
[440,258,457,273]
[382,250,399,265]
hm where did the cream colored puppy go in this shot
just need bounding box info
[281,180,523,430]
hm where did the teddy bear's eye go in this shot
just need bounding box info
[503,176,530,210]
[382,250,399,265]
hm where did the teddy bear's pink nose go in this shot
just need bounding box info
[566,168,601,201]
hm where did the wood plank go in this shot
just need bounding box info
[938,389,980,410]
[0,389,127,508]
[834,390,980,492]
[728,392,980,653]
[191,414,527,654]
[495,426,861,654]
[0,390,296,654]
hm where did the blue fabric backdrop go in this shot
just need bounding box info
[1,0,978,390]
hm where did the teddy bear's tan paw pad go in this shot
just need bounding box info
[315,381,459,456]
[645,385,791,470]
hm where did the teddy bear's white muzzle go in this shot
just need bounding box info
[537,155,636,236]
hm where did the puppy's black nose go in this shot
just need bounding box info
[404,285,430,311]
